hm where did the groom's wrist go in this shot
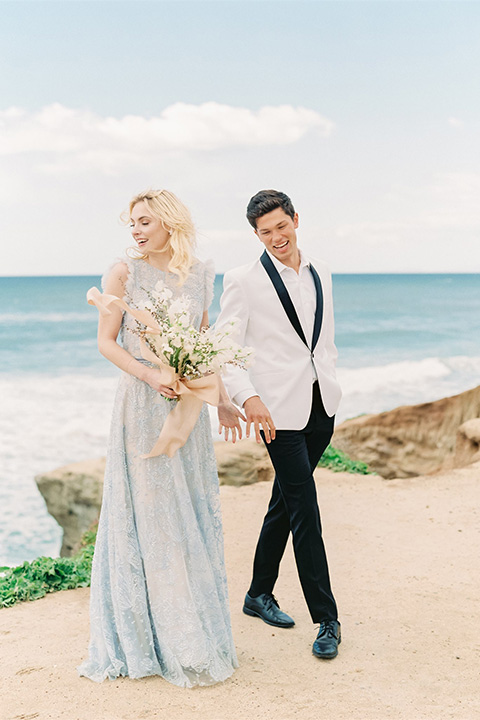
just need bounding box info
[234,389,258,408]
[241,394,260,409]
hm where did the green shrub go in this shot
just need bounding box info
[318,445,373,475]
[0,526,97,609]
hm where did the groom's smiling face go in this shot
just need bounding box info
[254,207,300,268]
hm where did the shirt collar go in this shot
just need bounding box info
[265,248,310,274]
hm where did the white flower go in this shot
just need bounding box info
[137,291,252,379]
[167,297,191,323]
[182,338,195,355]
[210,357,223,374]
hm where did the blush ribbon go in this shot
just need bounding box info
[87,287,220,458]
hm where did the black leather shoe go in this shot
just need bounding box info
[243,592,295,628]
[312,620,341,659]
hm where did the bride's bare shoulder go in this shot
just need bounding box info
[102,260,130,294]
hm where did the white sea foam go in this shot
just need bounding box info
[0,311,91,324]
[0,372,118,566]
[336,355,480,421]
[338,357,450,397]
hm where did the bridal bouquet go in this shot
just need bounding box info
[137,282,253,380]
[87,281,253,459]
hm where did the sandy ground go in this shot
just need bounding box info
[1,464,479,720]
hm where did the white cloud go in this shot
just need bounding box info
[334,172,480,243]
[448,116,464,129]
[334,221,414,246]
[326,171,480,273]
[0,102,334,173]
[1,103,478,276]
[403,172,480,230]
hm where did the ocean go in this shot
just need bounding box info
[1,273,479,567]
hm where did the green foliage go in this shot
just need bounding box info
[79,520,98,548]
[0,527,97,609]
[318,445,373,475]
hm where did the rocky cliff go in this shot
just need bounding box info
[332,384,480,479]
[35,440,273,556]
[35,458,106,556]
[36,384,480,555]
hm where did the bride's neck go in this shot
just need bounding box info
[144,252,172,272]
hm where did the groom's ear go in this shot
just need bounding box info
[293,212,299,228]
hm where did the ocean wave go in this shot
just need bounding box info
[0,311,94,325]
[0,372,119,566]
[337,357,450,395]
[336,355,480,421]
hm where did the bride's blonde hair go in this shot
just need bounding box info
[125,189,196,285]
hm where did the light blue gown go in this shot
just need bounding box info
[78,257,238,687]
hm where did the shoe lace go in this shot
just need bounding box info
[264,593,280,610]
[318,620,337,639]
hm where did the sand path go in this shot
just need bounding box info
[1,465,479,720]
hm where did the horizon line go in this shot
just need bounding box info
[0,271,479,280]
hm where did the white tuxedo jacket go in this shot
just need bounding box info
[215,253,342,430]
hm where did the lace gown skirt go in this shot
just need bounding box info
[78,259,238,687]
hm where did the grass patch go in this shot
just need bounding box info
[0,525,97,609]
[318,445,373,475]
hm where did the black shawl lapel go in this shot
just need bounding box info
[309,263,324,350]
[259,251,308,347]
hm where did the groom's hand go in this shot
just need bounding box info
[243,396,276,444]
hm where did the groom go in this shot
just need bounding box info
[216,189,343,659]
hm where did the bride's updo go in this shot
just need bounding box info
[125,189,196,285]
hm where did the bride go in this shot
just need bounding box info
[78,189,238,687]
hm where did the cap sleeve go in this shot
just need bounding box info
[203,258,216,311]
[101,256,134,304]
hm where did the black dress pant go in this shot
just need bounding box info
[248,381,338,623]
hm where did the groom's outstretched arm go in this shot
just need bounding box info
[215,268,275,443]
[215,269,257,406]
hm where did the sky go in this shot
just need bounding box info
[1,0,479,275]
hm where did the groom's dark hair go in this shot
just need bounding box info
[246,189,296,229]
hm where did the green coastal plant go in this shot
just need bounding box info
[318,445,373,475]
[0,527,97,609]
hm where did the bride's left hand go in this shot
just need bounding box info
[217,402,246,443]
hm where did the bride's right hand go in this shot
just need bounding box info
[143,368,178,399]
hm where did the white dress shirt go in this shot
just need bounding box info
[266,249,317,350]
